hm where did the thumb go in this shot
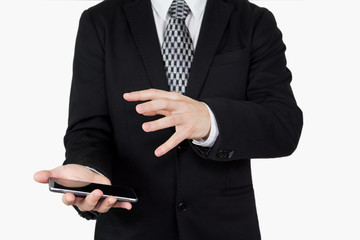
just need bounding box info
[33,170,52,184]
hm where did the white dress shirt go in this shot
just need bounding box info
[151,0,219,147]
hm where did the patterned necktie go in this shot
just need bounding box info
[162,0,194,94]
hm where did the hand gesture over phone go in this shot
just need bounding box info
[34,164,132,213]
[123,88,211,157]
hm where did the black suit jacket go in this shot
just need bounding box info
[63,0,303,239]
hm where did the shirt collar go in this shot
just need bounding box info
[151,0,207,22]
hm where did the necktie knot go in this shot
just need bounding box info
[168,0,191,20]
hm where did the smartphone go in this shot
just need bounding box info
[49,177,138,203]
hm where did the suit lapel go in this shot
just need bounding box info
[186,0,234,99]
[123,0,169,91]
[123,0,234,98]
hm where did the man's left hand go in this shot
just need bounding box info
[123,89,211,157]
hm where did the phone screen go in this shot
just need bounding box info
[49,177,138,203]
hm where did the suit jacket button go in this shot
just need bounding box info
[216,150,227,158]
[178,202,187,212]
[216,150,234,159]
[177,142,187,153]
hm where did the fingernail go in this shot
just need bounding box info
[109,197,116,205]
[95,190,103,198]
[66,194,73,203]
[142,123,150,131]
[155,149,163,157]
[136,105,143,113]
[123,93,130,99]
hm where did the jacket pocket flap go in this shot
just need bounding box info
[212,48,249,66]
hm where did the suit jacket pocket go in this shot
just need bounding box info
[218,184,254,197]
[212,48,249,66]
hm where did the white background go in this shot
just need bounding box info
[1,0,359,239]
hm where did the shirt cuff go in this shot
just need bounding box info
[192,103,219,148]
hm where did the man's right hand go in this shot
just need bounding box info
[34,164,132,213]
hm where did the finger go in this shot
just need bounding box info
[142,111,157,117]
[136,99,180,115]
[62,193,76,206]
[77,189,103,212]
[113,201,132,210]
[73,196,87,206]
[142,110,171,117]
[33,170,52,184]
[123,89,182,102]
[155,131,186,157]
[157,110,171,116]
[93,196,117,213]
[142,115,182,132]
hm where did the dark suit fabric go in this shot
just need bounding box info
[63,0,303,239]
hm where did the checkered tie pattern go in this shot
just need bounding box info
[162,0,194,94]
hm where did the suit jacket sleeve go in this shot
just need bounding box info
[63,10,114,180]
[194,9,303,161]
